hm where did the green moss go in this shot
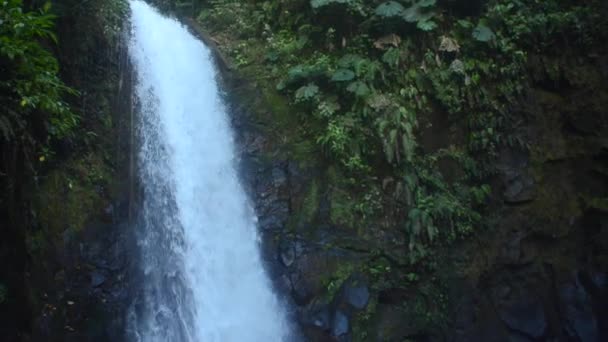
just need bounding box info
[284,178,322,234]
[323,262,356,300]
[583,196,608,212]
[302,180,321,223]
[33,152,112,252]
[330,187,357,227]
[352,296,378,342]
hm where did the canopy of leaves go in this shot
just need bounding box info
[0,0,77,142]
[198,0,608,262]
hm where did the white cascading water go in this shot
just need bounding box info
[127,1,289,341]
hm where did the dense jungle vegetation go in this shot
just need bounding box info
[150,1,608,337]
[1,0,128,338]
[157,0,608,262]
[156,1,608,336]
[1,0,608,340]
[1,0,74,313]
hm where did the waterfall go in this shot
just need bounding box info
[126,1,289,341]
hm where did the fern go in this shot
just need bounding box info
[295,83,320,102]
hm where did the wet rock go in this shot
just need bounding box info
[374,303,437,341]
[277,274,292,294]
[507,332,534,342]
[559,277,598,341]
[499,234,524,265]
[565,110,600,135]
[271,167,287,188]
[245,134,266,154]
[279,239,304,267]
[497,295,547,338]
[311,307,331,330]
[289,250,342,305]
[90,271,106,288]
[449,279,478,340]
[497,149,536,204]
[560,271,608,341]
[102,204,114,222]
[254,164,291,233]
[498,232,536,266]
[331,310,350,337]
[280,244,296,267]
[290,272,316,305]
[286,160,313,204]
[504,175,536,204]
[341,278,370,310]
[259,212,286,232]
[105,197,130,224]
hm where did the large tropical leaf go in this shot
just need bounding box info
[375,1,405,17]
[418,0,436,7]
[347,81,370,97]
[472,23,495,42]
[311,0,352,9]
[417,19,437,31]
[331,69,356,82]
[338,54,365,68]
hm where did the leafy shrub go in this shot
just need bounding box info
[0,0,77,142]
[198,0,608,262]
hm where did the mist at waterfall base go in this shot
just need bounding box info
[126,1,290,341]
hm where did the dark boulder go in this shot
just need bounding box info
[559,275,598,341]
[497,149,536,204]
[331,310,350,338]
[340,277,370,310]
[90,271,106,288]
[497,294,547,339]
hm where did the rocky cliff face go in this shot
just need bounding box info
[442,53,608,341]
[212,24,608,342]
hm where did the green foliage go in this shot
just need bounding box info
[198,0,608,263]
[311,0,354,9]
[83,0,129,42]
[331,69,355,82]
[295,83,320,103]
[324,263,355,299]
[310,0,367,17]
[376,106,417,164]
[346,81,370,97]
[375,1,405,17]
[301,180,321,224]
[375,0,438,30]
[0,0,78,143]
[472,22,494,42]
